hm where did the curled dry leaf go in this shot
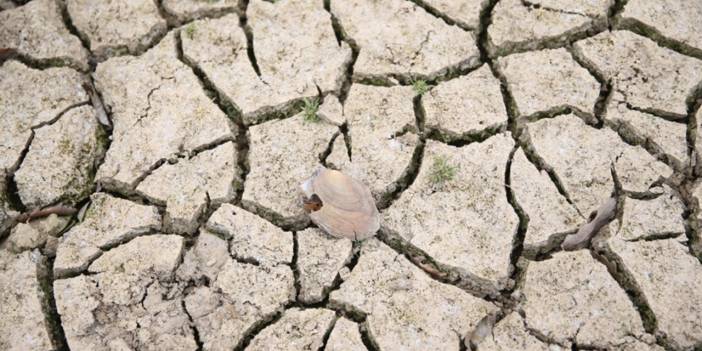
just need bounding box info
[466,312,499,350]
[300,167,380,240]
[82,82,112,129]
[561,197,617,251]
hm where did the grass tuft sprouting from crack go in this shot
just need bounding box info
[184,23,196,39]
[428,155,457,185]
[302,97,320,123]
[411,79,430,96]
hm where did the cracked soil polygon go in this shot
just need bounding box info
[246,308,336,351]
[205,203,293,266]
[526,113,671,213]
[325,317,365,351]
[5,214,68,253]
[420,0,484,29]
[137,141,239,234]
[296,228,352,304]
[383,135,517,283]
[497,48,600,116]
[615,185,685,241]
[177,231,295,350]
[0,249,55,351]
[55,235,194,351]
[488,0,609,56]
[610,237,702,349]
[0,61,88,181]
[162,0,239,24]
[511,148,581,245]
[54,193,161,278]
[326,84,419,198]
[606,98,689,166]
[94,33,233,190]
[181,0,351,121]
[331,0,480,78]
[423,64,507,135]
[243,113,338,218]
[330,239,498,351]
[0,0,89,70]
[620,0,702,53]
[522,250,648,349]
[15,105,103,208]
[574,30,702,116]
[67,0,167,60]
[476,312,552,351]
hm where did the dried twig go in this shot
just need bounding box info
[14,206,77,223]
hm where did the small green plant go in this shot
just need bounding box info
[302,97,320,123]
[184,23,196,39]
[412,79,429,96]
[429,156,457,185]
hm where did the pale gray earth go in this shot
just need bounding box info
[1,0,701,350]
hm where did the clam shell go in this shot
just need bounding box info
[300,168,380,240]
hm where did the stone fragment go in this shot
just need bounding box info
[331,0,479,77]
[243,113,338,218]
[182,0,351,121]
[206,203,293,266]
[0,250,55,351]
[522,250,646,348]
[511,148,581,245]
[137,142,238,234]
[330,240,498,351]
[620,0,702,52]
[477,312,551,351]
[327,85,418,197]
[574,31,702,116]
[421,0,484,29]
[383,135,518,282]
[317,94,344,126]
[67,0,167,59]
[325,317,365,351]
[610,238,702,349]
[497,48,599,116]
[488,0,609,55]
[0,61,88,179]
[5,214,69,253]
[247,308,336,351]
[54,193,161,277]
[15,105,103,208]
[95,33,233,190]
[527,114,671,213]
[297,228,353,303]
[162,0,239,23]
[0,0,89,70]
[177,232,295,350]
[606,99,688,164]
[55,235,197,351]
[616,185,685,241]
[424,64,507,134]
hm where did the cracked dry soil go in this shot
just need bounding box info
[1,0,702,350]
